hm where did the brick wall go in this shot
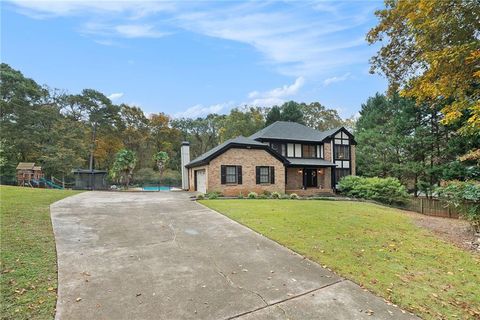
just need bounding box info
[324,141,332,161]
[286,168,303,189]
[205,147,285,196]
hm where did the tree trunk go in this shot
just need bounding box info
[89,122,97,171]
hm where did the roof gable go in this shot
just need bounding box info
[186,136,287,168]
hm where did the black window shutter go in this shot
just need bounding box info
[221,165,226,184]
[237,166,242,184]
[270,166,275,184]
[256,166,260,184]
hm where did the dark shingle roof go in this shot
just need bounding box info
[249,121,344,142]
[186,136,269,168]
[287,158,336,167]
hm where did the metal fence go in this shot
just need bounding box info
[401,197,461,219]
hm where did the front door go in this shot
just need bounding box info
[304,169,317,188]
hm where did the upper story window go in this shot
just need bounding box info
[317,144,324,159]
[334,132,350,145]
[334,131,350,160]
[270,142,286,156]
[334,145,350,160]
[302,145,316,158]
[286,142,323,158]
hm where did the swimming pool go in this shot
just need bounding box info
[142,186,171,191]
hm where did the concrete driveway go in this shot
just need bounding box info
[51,192,417,320]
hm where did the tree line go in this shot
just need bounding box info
[1,0,478,191]
[0,63,351,184]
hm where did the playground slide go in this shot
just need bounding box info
[30,179,40,187]
[40,178,63,189]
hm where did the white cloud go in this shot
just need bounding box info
[8,1,378,77]
[248,77,305,107]
[175,3,375,77]
[173,102,234,118]
[107,92,124,100]
[323,72,352,86]
[82,22,170,38]
[114,24,169,38]
[8,0,175,19]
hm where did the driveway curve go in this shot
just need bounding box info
[51,191,417,320]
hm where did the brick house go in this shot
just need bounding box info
[182,121,356,196]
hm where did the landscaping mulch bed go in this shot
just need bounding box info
[404,210,480,253]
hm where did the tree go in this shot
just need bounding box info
[367,0,480,134]
[112,149,137,188]
[280,101,304,124]
[71,89,120,171]
[265,106,281,126]
[220,107,265,140]
[301,102,345,130]
[39,118,87,182]
[153,151,169,184]
[356,93,479,196]
[119,104,151,168]
[172,114,224,159]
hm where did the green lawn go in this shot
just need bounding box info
[0,186,81,320]
[201,199,480,320]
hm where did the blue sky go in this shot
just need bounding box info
[2,0,387,119]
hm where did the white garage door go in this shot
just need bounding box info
[195,170,206,193]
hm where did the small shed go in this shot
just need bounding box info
[72,169,108,190]
[16,162,44,186]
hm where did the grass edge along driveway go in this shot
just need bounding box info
[201,199,480,320]
[1,186,82,320]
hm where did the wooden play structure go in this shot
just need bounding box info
[16,162,63,188]
[16,162,44,186]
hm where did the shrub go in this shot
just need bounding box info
[271,191,281,199]
[247,192,258,199]
[289,193,299,199]
[206,192,221,199]
[436,181,480,232]
[258,194,268,199]
[196,194,205,200]
[338,176,408,205]
[237,192,244,199]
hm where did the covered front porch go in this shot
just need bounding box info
[285,166,334,196]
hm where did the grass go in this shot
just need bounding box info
[201,199,480,320]
[0,186,81,320]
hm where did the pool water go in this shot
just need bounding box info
[142,186,171,191]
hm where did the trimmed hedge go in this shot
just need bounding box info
[338,176,408,205]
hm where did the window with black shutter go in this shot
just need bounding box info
[256,166,274,184]
[237,166,242,185]
[226,166,237,183]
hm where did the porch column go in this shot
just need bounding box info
[302,167,306,189]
